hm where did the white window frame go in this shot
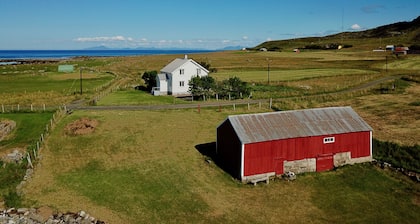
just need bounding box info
[179,81,185,87]
[196,68,201,75]
[180,69,184,75]
[323,137,335,144]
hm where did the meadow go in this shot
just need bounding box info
[23,109,420,223]
[0,64,114,107]
[0,50,419,223]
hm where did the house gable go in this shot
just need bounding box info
[155,56,209,96]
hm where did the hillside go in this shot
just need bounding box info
[254,16,420,51]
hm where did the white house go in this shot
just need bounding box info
[153,55,209,96]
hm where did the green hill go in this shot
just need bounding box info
[253,16,420,51]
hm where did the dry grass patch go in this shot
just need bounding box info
[322,83,420,145]
[64,117,98,136]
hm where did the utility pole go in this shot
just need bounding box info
[80,67,83,95]
[267,58,270,85]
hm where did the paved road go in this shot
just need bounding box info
[68,75,401,111]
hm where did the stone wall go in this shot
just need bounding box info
[0,208,105,224]
[284,158,316,174]
[0,120,16,141]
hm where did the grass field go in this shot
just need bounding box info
[23,109,420,223]
[97,89,189,106]
[1,50,419,223]
[0,112,53,150]
[0,68,114,106]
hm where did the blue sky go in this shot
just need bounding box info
[0,0,418,50]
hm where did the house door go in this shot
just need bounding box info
[316,154,333,172]
[274,158,285,175]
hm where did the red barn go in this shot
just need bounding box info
[216,106,373,182]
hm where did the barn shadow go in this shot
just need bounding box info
[195,142,217,160]
[195,142,226,171]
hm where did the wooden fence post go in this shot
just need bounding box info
[43,104,46,111]
[233,104,236,111]
[1,104,4,113]
[270,98,272,109]
[27,153,33,169]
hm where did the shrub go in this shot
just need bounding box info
[373,138,420,172]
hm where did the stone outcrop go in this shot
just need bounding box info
[0,208,105,224]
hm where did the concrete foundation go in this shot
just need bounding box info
[284,158,316,174]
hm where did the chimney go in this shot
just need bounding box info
[184,54,188,59]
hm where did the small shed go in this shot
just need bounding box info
[216,106,373,182]
[58,65,74,72]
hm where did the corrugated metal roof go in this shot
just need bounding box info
[161,58,188,73]
[160,58,209,74]
[226,106,372,144]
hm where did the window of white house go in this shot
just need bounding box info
[197,68,201,75]
[179,81,185,87]
[323,137,335,144]
[180,69,184,75]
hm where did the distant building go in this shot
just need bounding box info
[394,47,409,55]
[153,55,209,96]
[386,45,395,51]
[216,107,373,182]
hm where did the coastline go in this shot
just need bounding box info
[0,49,217,61]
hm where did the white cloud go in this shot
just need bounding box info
[242,36,248,40]
[74,35,132,42]
[351,24,362,30]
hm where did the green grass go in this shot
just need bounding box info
[213,68,377,83]
[305,164,420,223]
[58,160,209,223]
[24,109,420,223]
[0,112,53,149]
[97,89,189,105]
[0,72,113,94]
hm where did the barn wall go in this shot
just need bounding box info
[243,131,372,177]
[217,120,243,179]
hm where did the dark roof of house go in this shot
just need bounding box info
[221,106,372,144]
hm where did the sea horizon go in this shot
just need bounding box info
[0,49,218,60]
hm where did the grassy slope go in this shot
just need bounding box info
[23,108,420,223]
[0,112,53,150]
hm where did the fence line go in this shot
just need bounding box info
[1,103,60,113]
[24,105,67,168]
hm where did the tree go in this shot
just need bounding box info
[220,77,251,99]
[188,75,216,100]
[141,70,157,91]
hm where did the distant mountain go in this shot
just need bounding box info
[219,46,246,50]
[83,45,111,50]
[253,16,420,51]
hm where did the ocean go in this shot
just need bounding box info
[0,49,216,60]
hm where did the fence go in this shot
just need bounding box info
[23,105,67,168]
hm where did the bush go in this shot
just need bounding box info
[373,138,420,172]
